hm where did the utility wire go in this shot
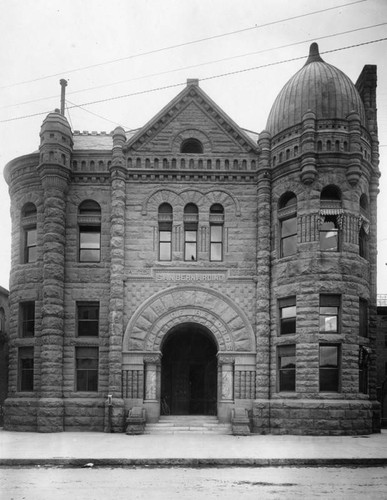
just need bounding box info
[66,98,132,130]
[1,37,386,125]
[0,0,366,89]
[2,21,385,110]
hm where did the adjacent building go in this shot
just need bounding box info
[3,43,381,434]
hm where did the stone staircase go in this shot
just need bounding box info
[145,415,232,435]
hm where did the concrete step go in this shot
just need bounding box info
[145,415,232,434]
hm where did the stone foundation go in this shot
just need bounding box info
[253,399,380,435]
[64,398,105,431]
[4,398,38,431]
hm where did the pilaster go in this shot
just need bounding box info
[107,126,127,431]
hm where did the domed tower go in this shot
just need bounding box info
[257,43,380,435]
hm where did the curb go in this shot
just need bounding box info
[1,458,387,468]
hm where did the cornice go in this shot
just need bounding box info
[127,169,257,183]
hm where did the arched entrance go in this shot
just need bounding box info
[161,323,217,416]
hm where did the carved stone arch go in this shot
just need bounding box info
[18,194,43,213]
[142,188,241,218]
[142,189,182,216]
[178,189,205,209]
[171,128,212,154]
[204,189,241,217]
[123,285,255,353]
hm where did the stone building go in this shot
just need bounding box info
[376,297,387,427]
[0,286,9,426]
[3,43,381,434]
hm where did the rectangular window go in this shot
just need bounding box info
[79,226,101,262]
[319,295,340,333]
[279,297,296,335]
[76,347,99,392]
[319,344,340,392]
[20,301,35,337]
[19,347,34,391]
[24,227,37,263]
[77,302,99,336]
[184,230,197,261]
[159,230,172,261]
[280,216,297,257]
[359,298,368,337]
[278,345,296,391]
[320,217,339,251]
[210,225,223,261]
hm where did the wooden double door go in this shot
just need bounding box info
[161,324,217,415]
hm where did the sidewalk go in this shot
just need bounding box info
[1,429,387,467]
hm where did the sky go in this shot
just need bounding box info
[0,0,386,293]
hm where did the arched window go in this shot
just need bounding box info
[181,138,203,154]
[335,140,340,152]
[360,194,368,213]
[158,203,173,261]
[184,203,199,261]
[321,185,341,201]
[319,186,342,252]
[317,141,322,152]
[78,200,101,262]
[359,194,369,259]
[327,140,332,152]
[209,204,224,261]
[21,203,37,263]
[278,193,297,258]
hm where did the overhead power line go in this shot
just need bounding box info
[2,21,385,111]
[1,37,386,125]
[0,0,366,90]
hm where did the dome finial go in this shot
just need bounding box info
[304,42,324,66]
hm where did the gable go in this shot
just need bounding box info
[126,81,258,155]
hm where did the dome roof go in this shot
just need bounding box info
[266,43,366,137]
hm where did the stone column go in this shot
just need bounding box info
[106,126,127,432]
[36,168,69,432]
[36,112,72,432]
[254,131,271,433]
[218,355,234,401]
[143,354,161,422]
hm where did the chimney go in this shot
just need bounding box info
[60,79,68,116]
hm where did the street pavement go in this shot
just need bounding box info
[1,428,387,467]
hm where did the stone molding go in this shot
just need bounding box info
[123,285,255,353]
[141,187,241,217]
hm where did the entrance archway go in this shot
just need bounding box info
[161,323,217,416]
